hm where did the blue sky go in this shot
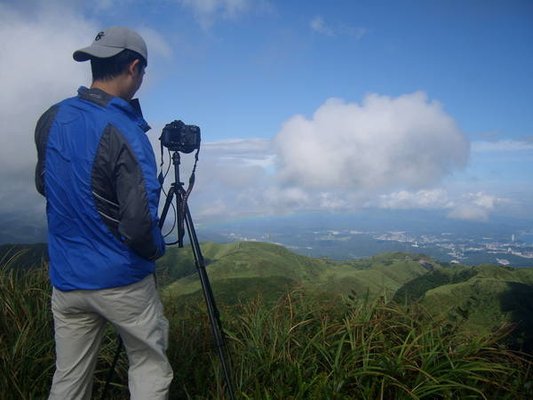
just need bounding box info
[0,0,532,242]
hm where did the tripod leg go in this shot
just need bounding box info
[159,184,185,247]
[183,204,236,400]
[159,185,175,230]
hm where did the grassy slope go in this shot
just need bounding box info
[161,242,533,349]
[420,265,533,347]
[161,242,431,307]
[162,242,334,305]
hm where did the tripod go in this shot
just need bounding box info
[101,150,235,400]
[159,150,235,400]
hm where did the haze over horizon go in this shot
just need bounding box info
[1,0,532,243]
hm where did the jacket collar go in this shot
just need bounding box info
[77,86,151,132]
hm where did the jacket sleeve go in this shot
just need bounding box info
[92,124,165,261]
[34,105,59,196]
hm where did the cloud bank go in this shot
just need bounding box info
[188,93,513,223]
[376,190,510,222]
[186,93,481,222]
[447,192,510,222]
[274,92,470,191]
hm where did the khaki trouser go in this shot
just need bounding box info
[48,275,173,400]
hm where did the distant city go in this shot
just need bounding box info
[213,229,533,267]
[199,211,533,268]
[374,231,533,266]
[2,209,532,268]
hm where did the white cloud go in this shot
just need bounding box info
[471,139,533,153]
[447,192,510,222]
[178,0,262,28]
[139,27,174,60]
[310,16,334,36]
[447,205,490,222]
[174,138,275,222]
[376,189,452,209]
[274,92,469,191]
[310,15,367,39]
[375,189,509,222]
[183,93,477,222]
[203,138,272,156]
[202,138,275,168]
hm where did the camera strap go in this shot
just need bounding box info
[180,148,200,205]
[158,141,166,186]
[176,148,199,245]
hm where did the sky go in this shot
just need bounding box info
[0,0,532,242]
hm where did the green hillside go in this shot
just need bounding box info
[388,261,533,350]
[420,266,533,347]
[160,242,431,306]
[160,242,533,350]
[393,265,478,302]
[161,241,334,305]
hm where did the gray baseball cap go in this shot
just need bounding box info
[73,26,147,65]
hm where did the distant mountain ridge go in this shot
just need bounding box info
[162,242,432,302]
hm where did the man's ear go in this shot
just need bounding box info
[128,59,142,76]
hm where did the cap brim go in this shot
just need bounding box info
[73,45,124,62]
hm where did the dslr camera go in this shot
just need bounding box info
[160,120,201,153]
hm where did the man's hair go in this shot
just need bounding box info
[90,49,146,81]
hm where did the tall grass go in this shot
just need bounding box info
[0,251,54,399]
[224,292,532,399]
[0,252,128,400]
[1,256,531,399]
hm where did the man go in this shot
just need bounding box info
[34,27,173,399]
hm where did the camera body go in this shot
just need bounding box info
[160,120,201,153]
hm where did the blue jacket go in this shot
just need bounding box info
[35,87,165,291]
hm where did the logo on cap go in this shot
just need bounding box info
[95,32,105,41]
